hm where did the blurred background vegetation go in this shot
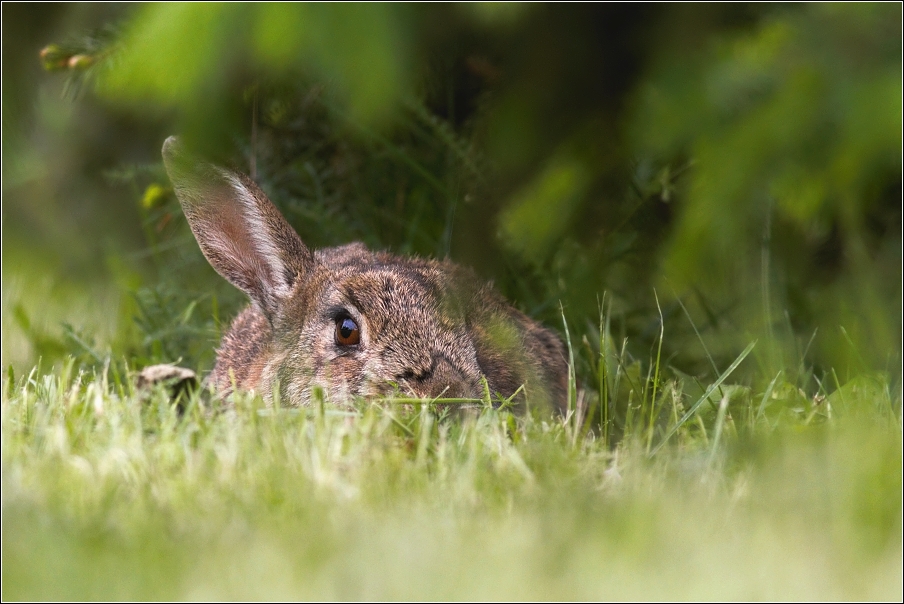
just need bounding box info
[2,3,901,395]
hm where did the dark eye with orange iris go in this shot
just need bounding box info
[335,316,360,346]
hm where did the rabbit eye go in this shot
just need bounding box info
[335,316,360,346]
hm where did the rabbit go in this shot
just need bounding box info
[162,136,568,413]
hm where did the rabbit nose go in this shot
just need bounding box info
[398,356,477,399]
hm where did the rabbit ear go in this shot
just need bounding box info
[162,136,313,318]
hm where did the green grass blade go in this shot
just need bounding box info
[559,302,577,436]
[755,370,782,424]
[649,340,756,457]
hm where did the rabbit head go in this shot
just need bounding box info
[163,136,568,412]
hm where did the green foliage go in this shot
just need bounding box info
[632,3,901,371]
[99,4,409,135]
[500,152,592,263]
[4,4,899,384]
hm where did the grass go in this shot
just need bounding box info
[2,351,901,600]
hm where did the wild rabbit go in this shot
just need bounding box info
[162,136,568,412]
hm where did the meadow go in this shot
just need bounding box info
[2,4,901,600]
[3,328,901,599]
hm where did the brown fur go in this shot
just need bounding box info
[163,137,568,413]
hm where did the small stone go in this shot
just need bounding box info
[137,364,198,402]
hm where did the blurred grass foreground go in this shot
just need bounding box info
[2,4,901,600]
